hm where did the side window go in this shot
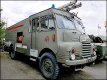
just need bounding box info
[41,20,48,29]
[32,18,39,32]
[48,19,55,30]
[40,15,55,31]
[32,19,36,31]
[17,32,23,43]
[29,21,31,32]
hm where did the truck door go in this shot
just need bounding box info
[35,15,56,51]
[31,18,39,49]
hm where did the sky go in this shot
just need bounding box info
[1,1,106,36]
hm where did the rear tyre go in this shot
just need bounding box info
[9,45,17,59]
[3,45,7,51]
[39,52,59,80]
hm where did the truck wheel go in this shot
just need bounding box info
[9,45,16,59]
[3,45,6,51]
[39,52,59,80]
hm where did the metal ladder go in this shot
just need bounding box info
[58,0,82,12]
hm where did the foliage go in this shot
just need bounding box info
[0,21,6,28]
[0,20,6,40]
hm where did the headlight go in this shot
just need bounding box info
[93,51,96,55]
[67,48,82,60]
[71,54,75,60]
[71,48,76,60]
[93,48,96,55]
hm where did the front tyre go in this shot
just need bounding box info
[39,52,59,80]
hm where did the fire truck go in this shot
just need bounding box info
[5,0,97,79]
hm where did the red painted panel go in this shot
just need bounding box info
[7,24,24,30]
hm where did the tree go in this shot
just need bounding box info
[0,20,6,50]
[0,20,6,39]
[0,21,6,28]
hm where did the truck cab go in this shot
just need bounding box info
[28,8,97,79]
[54,10,96,64]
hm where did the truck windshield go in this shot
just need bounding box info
[56,14,85,34]
[73,19,85,34]
[56,15,76,29]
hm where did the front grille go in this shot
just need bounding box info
[82,42,91,58]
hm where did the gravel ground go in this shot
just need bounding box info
[0,52,107,80]
[0,52,43,79]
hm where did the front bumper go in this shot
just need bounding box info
[65,56,97,66]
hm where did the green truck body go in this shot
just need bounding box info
[5,5,97,79]
[95,43,107,60]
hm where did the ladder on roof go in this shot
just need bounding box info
[58,0,82,12]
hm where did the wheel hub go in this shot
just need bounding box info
[44,60,52,72]
[42,58,54,77]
